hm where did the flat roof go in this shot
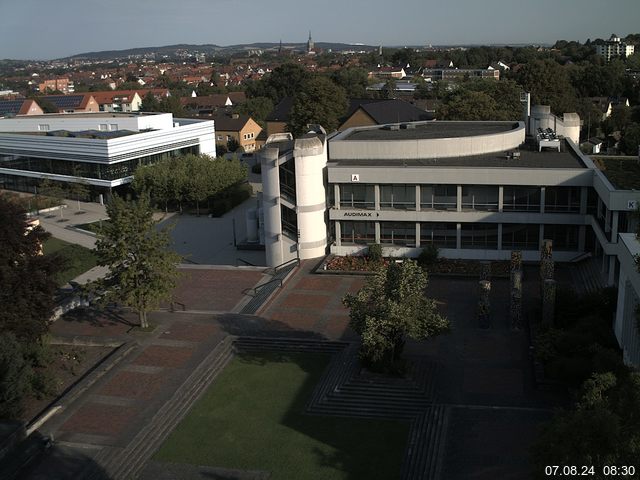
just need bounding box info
[330,140,586,169]
[342,121,519,141]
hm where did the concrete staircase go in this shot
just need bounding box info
[87,338,235,480]
[239,263,298,314]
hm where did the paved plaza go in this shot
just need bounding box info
[23,258,565,480]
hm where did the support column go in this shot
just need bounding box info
[375,222,380,244]
[334,184,340,209]
[497,223,503,250]
[457,185,462,212]
[415,223,421,248]
[335,221,341,247]
[498,186,504,212]
[580,186,588,215]
[608,255,616,286]
[456,223,462,249]
[578,225,586,252]
[540,186,546,214]
[612,212,619,243]
[374,184,380,211]
[539,224,545,250]
[415,185,421,212]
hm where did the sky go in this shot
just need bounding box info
[0,0,639,60]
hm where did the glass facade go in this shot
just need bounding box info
[420,185,457,210]
[461,223,499,249]
[341,221,375,245]
[380,222,415,245]
[340,184,375,209]
[544,186,581,213]
[380,184,415,210]
[281,205,298,240]
[503,186,541,212]
[279,159,296,203]
[461,186,498,211]
[543,224,579,251]
[502,224,539,250]
[0,146,198,182]
[420,222,457,248]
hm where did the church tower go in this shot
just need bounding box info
[307,31,315,53]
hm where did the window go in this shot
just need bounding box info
[217,135,223,141]
[109,124,118,131]
[380,222,415,245]
[420,222,457,248]
[503,186,541,212]
[380,184,415,210]
[281,205,297,240]
[99,124,108,131]
[543,224,579,251]
[341,221,375,244]
[340,184,375,209]
[461,223,498,249]
[544,186,581,213]
[502,224,539,250]
[461,186,498,211]
[38,124,49,132]
[421,185,457,210]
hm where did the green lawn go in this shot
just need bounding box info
[75,220,111,234]
[154,352,409,480]
[42,237,98,286]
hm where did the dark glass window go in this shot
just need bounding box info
[380,222,416,245]
[543,224,579,251]
[339,184,375,209]
[281,205,297,240]
[461,186,498,211]
[279,159,296,202]
[503,186,541,212]
[502,224,539,250]
[340,221,375,245]
[545,186,581,213]
[380,184,415,210]
[420,185,457,210]
[461,223,498,249]
[420,222,457,248]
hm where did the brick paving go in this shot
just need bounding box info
[170,268,264,311]
[98,371,169,400]
[61,403,139,438]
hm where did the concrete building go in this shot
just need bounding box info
[212,113,262,153]
[38,78,74,94]
[0,112,215,200]
[256,115,640,367]
[596,34,635,62]
[422,68,500,81]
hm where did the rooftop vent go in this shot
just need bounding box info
[400,123,416,129]
[382,124,400,131]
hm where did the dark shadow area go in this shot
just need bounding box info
[59,306,135,328]
[216,313,328,340]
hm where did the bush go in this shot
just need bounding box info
[0,333,33,419]
[367,243,383,263]
[209,183,253,217]
[417,244,439,267]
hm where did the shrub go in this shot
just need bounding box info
[418,244,439,267]
[367,243,383,263]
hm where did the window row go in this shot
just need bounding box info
[339,221,580,251]
[336,184,583,213]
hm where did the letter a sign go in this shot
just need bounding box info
[351,174,360,182]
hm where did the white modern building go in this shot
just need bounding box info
[0,112,215,199]
[257,114,640,367]
[596,34,635,61]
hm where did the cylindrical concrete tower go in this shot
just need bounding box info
[294,136,328,260]
[260,146,284,267]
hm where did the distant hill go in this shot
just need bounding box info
[63,42,379,61]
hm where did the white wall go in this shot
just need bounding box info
[0,112,174,132]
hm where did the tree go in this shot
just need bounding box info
[619,123,640,155]
[0,333,33,419]
[342,260,448,371]
[513,59,577,114]
[140,92,160,112]
[236,96,274,126]
[245,63,311,104]
[92,194,180,328]
[288,76,348,135]
[0,194,59,343]
[331,67,370,98]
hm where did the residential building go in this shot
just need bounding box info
[0,99,44,117]
[596,34,635,61]
[37,94,100,113]
[212,113,262,152]
[0,112,215,201]
[181,93,247,116]
[91,91,143,112]
[338,99,433,131]
[368,67,407,79]
[38,78,74,94]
